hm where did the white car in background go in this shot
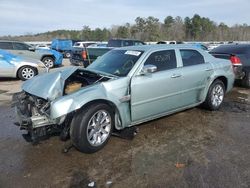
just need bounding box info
[35,44,50,50]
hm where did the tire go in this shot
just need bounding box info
[70,103,114,153]
[65,52,71,58]
[203,80,225,111]
[242,71,250,88]
[42,56,54,68]
[17,66,37,81]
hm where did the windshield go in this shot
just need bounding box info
[87,49,143,77]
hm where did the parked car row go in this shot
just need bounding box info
[0,40,63,68]
[13,44,235,153]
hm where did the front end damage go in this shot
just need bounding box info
[12,67,113,143]
[12,91,66,143]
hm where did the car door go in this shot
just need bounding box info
[12,42,40,60]
[130,49,184,122]
[176,49,214,105]
[0,55,15,77]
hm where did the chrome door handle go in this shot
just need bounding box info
[171,74,182,78]
[205,68,213,71]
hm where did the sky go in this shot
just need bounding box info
[0,0,250,36]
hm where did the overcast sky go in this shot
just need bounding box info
[0,0,249,36]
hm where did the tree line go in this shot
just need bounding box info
[2,14,250,42]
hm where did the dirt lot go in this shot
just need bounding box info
[0,60,249,188]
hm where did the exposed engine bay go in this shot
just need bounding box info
[12,69,111,143]
[64,69,110,95]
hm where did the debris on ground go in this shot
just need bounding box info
[88,181,95,187]
[175,162,185,168]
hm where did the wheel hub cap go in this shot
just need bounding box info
[22,68,34,79]
[87,110,111,146]
[211,84,224,107]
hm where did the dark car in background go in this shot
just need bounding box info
[70,38,145,67]
[210,44,250,88]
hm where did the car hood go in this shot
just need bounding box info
[22,67,113,101]
[22,67,79,100]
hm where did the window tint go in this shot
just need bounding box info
[134,41,144,46]
[13,43,29,50]
[0,42,13,50]
[123,40,134,47]
[144,50,177,71]
[180,50,205,66]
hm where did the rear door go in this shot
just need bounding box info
[177,49,214,104]
[0,55,15,77]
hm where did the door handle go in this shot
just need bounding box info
[205,68,213,71]
[171,74,182,78]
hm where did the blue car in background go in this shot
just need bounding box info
[51,39,79,58]
[36,48,63,68]
[0,40,63,68]
[0,50,47,80]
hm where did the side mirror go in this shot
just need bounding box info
[28,47,35,52]
[141,64,157,75]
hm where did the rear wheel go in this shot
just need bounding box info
[70,103,114,153]
[242,71,250,88]
[203,80,225,110]
[42,56,54,68]
[65,52,71,58]
[18,66,37,81]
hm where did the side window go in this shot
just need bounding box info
[144,50,177,72]
[13,43,29,50]
[180,49,205,66]
[134,41,144,46]
[123,40,133,47]
[0,42,13,50]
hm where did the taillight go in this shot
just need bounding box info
[230,55,242,66]
[82,51,87,60]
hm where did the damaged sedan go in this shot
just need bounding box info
[13,45,235,153]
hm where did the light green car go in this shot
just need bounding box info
[13,45,235,153]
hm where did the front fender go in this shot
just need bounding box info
[49,82,131,129]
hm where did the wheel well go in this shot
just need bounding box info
[41,55,55,61]
[214,76,228,90]
[80,99,117,113]
[16,66,38,78]
[76,99,120,129]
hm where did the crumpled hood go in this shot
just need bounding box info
[22,67,79,100]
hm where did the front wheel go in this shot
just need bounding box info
[70,103,114,153]
[42,56,54,68]
[203,80,225,110]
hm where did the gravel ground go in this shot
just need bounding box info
[0,59,249,188]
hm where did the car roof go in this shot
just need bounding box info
[117,44,204,52]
